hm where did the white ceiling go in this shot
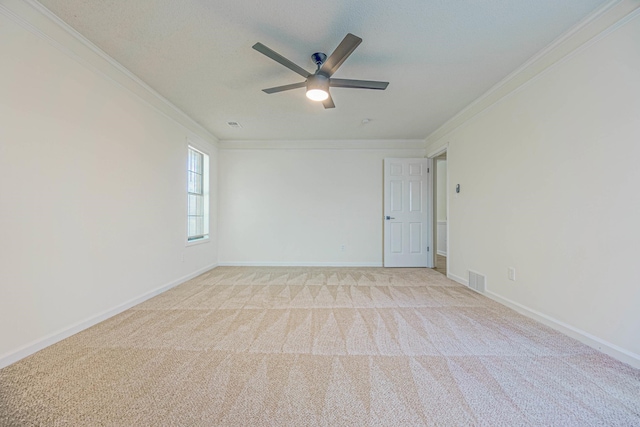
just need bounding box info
[37,0,608,141]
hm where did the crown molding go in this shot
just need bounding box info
[1,0,219,147]
[218,139,428,150]
[424,0,640,147]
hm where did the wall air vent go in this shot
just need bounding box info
[227,121,242,128]
[468,271,486,293]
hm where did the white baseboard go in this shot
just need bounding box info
[0,263,218,369]
[218,261,383,267]
[415,271,639,368]
[447,272,468,286]
[436,250,447,257]
[485,290,640,369]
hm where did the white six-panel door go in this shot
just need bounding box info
[383,158,432,267]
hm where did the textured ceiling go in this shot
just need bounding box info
[37,0,608,141]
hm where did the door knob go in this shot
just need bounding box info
[385,216,395,220]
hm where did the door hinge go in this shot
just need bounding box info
[427,168,430,173]
[427,246,430,251]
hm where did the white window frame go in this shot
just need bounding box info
[186,141,210,246]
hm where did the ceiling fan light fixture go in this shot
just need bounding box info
[306,74,329,102]
[306,89,329,101]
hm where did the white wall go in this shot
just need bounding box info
[0,3,218,366]
[426,14,640,363]
[218,143,426,266]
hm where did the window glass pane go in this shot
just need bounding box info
[188,150,194,172]
[188,216,198,238]
[193,150,200,170]
[187,171,195,193]
[188,215,205,239]
[188,195,203,216]
[196,196,203,215]
[194,173,203,194]
[187,194,197,216]
[195,152,202,173]
[196,216,204,236]
[188,171,202,194]
[188,148,203,174]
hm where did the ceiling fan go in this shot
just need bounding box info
[252,33,389,109]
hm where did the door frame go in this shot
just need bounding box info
[427,144,449,276]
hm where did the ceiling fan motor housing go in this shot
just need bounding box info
[306,74,330,101]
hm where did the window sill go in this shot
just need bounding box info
[186,237,210,247]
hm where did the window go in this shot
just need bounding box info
[187,145,209,242]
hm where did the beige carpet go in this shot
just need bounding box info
[1,267,639,426]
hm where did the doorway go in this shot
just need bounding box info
[433,152,447,276]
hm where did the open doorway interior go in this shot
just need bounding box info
[433,152,447,275]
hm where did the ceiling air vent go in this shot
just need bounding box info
[227,121,242,129]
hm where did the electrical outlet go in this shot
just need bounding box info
[508,267,516,281]
[340,244,346,252]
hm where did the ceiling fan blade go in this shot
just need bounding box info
[322,94,335,109]
[319,33,362,77]
[262,82,306,94]
[252,43,311,78]
[330,78,389,90]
